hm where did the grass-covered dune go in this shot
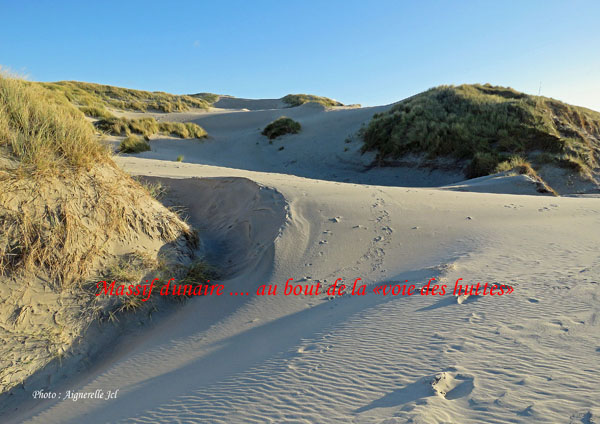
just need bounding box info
[0,75,204,393]
[282,94,343,108]
[36,80,218,115]
[361,84,600,181]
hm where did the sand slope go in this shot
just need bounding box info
[6,101,600,423]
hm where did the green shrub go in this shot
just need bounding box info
[282,94,343,108]
[262,116,301,140]
[176,155,184,162]
[466,152,500,178]
[119,135,150,153]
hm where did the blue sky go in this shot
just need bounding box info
[1,0,599,110]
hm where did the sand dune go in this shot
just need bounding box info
[6,99,600,423]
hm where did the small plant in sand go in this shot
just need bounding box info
[176,155,184,162]
[173,260,219,300]
[132,176,167,200]
[119,135,151,153]
[262,116,301,140]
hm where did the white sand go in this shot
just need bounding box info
[7,101,600,423]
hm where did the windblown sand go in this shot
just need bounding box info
[7,99,600,423]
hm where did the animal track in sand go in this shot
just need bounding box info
[538,204,559,212]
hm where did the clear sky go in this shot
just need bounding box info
[1,0,599,110]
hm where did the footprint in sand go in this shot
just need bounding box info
[431,371,475,400]
[381,225,394,234]
[468,311,485,324]
[320,344,332,353]
[570,410,595,424]
[444,344,465,353]
[297,344,318,354]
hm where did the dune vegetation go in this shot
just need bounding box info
[0,74,213,394]
[37,80,218,115]
[0,76,108,174]
[262,116,302,140]
[361,84,600,180]
[0,74,193,286]
[119,135,151,153]
[95,116,207,139]
[282,94,343,108]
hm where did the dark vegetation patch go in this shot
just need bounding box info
[262,116,302,140]
[282,94,343,108]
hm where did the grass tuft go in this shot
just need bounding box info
[95,116,207,139]
[79,105,114,119]
[119,135,151,153]
[158,121,207,138]
[262,116,301,140]
[132,177,166,200]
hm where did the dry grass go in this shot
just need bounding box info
[158,121,207,138]
[95,116,207,139]
[0,74,193,288]
[132,177,167,200]
[282,94,343,108]
[37,81,216,113]
[0,167,191,288]
[119,135,151,153]
[495,155,559,195]
[0,75,109,174]
[79,105,114,119]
